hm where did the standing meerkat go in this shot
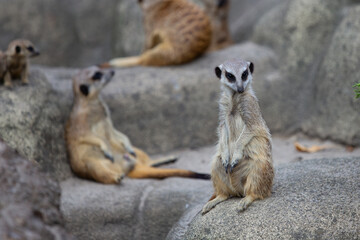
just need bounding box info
[66,66,210,184]
[105,0,212,67]
[201,0,232,51]
[4,39,40,87]
[202,58,274,214]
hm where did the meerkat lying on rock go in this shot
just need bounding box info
[202,58,274,214]
[66,66,210,184]
[2,39,40,87]
[104,0,212,67]
[201,0,232,51]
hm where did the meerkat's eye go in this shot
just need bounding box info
[92,71,103,81]
[241,70,248,81]
[15,46,21,54]
[27,46,34,52]
[225,71,236,82]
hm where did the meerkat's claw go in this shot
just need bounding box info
[116,174,125,184]
[129,150,136,157]
[104,152,114,162]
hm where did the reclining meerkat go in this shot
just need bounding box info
[104,0,212,67]
[202,58,274,214]
[66,66,210,184]
[4,39,40,87]
[200,0,232,51]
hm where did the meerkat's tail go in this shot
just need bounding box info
[127,164,210,180]
[108,56,142,67]
[150,156,178,167]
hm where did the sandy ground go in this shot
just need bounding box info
[154,133,360,173]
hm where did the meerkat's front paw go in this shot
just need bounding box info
[103,151,114,162]
[220,154,230,174]
[116,174,125,184]
[238,196,253,212]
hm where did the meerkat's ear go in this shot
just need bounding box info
[217,0,228,8]
[15,46,21,54]
[79,84,89,96]
[215,65,223,79]
[248,62,254,74]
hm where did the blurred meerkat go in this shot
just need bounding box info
[4,39,40,87]
[0,51,7,83]
[66,66,210,184]
[202,58,274,214]
[105,0,212,67]
[201,0,232,51]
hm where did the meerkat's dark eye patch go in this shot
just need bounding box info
[215,67,222,79]
[241,70,248,81]
[79,84,89,96]
[27,46,34,52]
[92,71,103,81]
[249,62,254,74]
[217,0,228,8]
[225,71,236,82]
[15,46,21,54]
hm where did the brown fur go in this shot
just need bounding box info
[66,66,210,184]
[202,59,274,214]
[0,51,7,82]
[107,0,212,67]
[201,0,232,51]
[4,39,40,87]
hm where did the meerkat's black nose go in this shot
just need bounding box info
[237,86,244,93]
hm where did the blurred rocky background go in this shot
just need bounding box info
[0,0,359,239]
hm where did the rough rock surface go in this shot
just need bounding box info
[251,0,360,146]
[0,139,73,240]
[0,69,72,180]
[167,157,360,240]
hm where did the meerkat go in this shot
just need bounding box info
[202,58,274,214]
[0,51,7,83]
[4,39,40,87]
[200,0,232,51]
[66,66,210,184]
[104,0,212,67]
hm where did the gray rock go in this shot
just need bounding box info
[0,139,73,240]
[0,69,72,180]
[168,157,360,240]
[302,6,360,145]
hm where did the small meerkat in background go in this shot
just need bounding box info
[66,66,210,184]
[201,0,232,51]
[0,51,7,83]
[202,58,274,214]
[4,39,40,87]
[104,0,212,67]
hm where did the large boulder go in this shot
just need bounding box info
[167,157,360,240]
[0,140,73,240]
[0,69,72,181]
[251,0,360,146]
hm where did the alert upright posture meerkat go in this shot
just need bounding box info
[201,0,232,51]
[4,39,40,87]
[106,0,212,67]
[202,58,274,214]
[66,66,210,184]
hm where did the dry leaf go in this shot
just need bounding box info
[294,142,330,153]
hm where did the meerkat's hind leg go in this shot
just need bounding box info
[238,195,255,212]
[150,155,178,167]
[3,72,12,88]
[86,158,125,184]
[202,195,229,215]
